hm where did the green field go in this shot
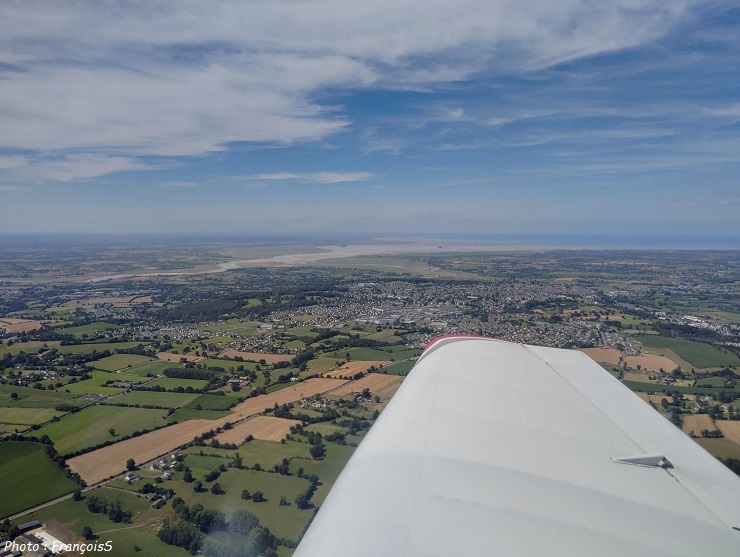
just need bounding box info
[283,339,306,350]
[57,322,121,336]
[170,466,313,541]
[695,377,734,388]
[638,336,740,368]
[200,358,240,370]
[35,405,170,455]
[0,407,61,425]
[64,370,148,395]
[622,380,740,395]
[239,440,311,469]
[17,486,184,557]
[288,442,355,486]
[0,340,60,357]
[0,441,80,518]
[0,384,78,404]
[167,407,231,422]
[112,390,199,408]
[119,360,174,376]
[383,360,416,375]
[92,353,154,371]
[184,394,240,410]
[56,342,144,355]
[148,376,210,390]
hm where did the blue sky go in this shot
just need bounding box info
[0,1,738,241]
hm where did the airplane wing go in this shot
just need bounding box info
[294,336,740,556]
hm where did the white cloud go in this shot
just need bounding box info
[0,156,27,169]
[15,154,155,181]
[0,0,699,179]
[251,171,375,184]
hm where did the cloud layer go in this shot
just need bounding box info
[0,0,696,180]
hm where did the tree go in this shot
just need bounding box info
[126,458,136,471]
[183,468,193,482]
[10,392,18,400]
[241,489,251,500]
[108,428,116,436]
[72,489,83,501]
[82,526,94,540]
[193,481,203,492]
[230,510,259,535]
[251,491,265,503]
[309,443,326,459]
[210,483,224,495]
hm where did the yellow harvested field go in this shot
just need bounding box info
[324,360,392,378]
[0,318,45,334]
[67,420,219,484]
[221,349,292,364]
[214,416,300,444]
[332,373,403,396]
[68,377,345,484]
[625,354,677,372]
[682,414,717,437]
[226,378,347,418]
[156,351,203,363]
[636,393,674,405]
[577,348,621,365]
[716,420,740,445]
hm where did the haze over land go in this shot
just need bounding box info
[0,1,738,244]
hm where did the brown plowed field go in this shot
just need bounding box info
[220,350,293,363]
[67,378,346,484]
[156,351,203,363]
[324,360,392,378]
[625,354,678,372]
[332,373,402,396]
[716,420,740,445]
[682,414,717,437]
[577,348,621,365]
[0,318,44,334]
[214,416,300,444]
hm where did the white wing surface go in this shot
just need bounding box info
[294,336,740,556]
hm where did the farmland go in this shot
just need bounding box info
[624,354,679,373]
[332,373,403,396]
[323,360,392,378]
[35,405,170,456]
[2,245,740,552]
[0,441,80,519]
[638,336,740,368]
[0,407,60,425]
[111,390,199,408]
[578,348,621,365]
[681,414,718,437]
[92,353,153,371]
[66,377,350,484]
[213,415,300,444]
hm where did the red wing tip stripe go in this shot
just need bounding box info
[423,334,499,351]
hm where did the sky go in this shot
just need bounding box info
[0,1,738,242]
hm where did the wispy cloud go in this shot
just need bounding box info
[10,154,158,182]
[250,171,375,184]
[0,0,703,181]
